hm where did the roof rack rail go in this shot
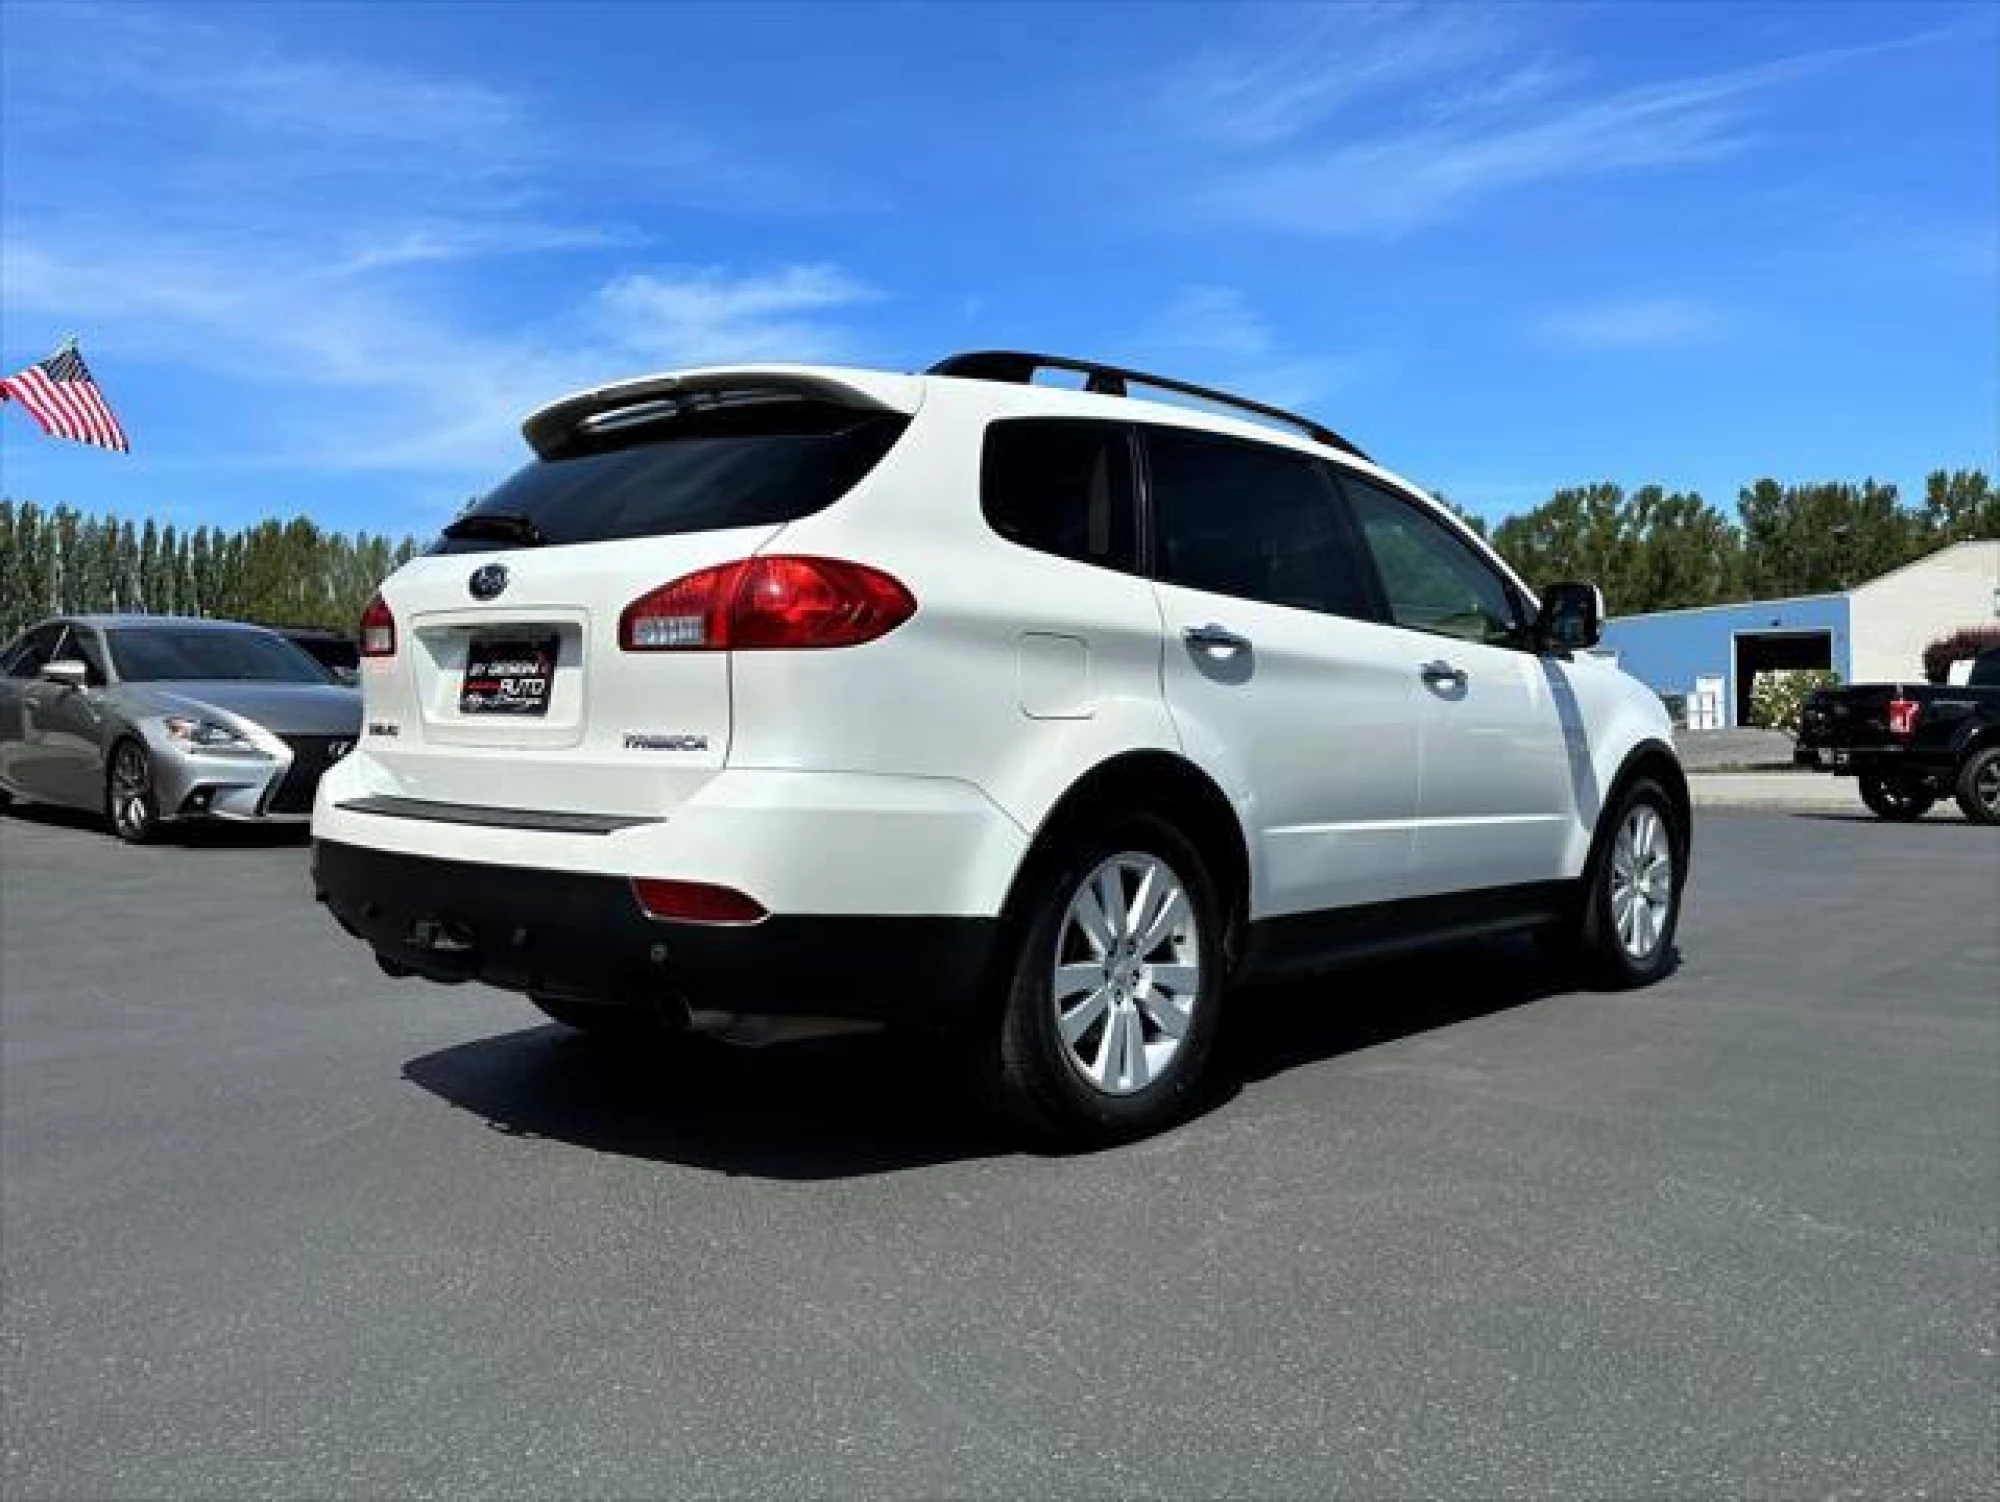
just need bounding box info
[926,350,1368,460]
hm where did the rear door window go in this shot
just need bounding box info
[432,396,911,554]
[982,419,1139,572]
[1145,426,1375,618]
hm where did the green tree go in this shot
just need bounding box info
[1739,479,1922,596]
[1921,469,1999,543]
[1431,491,1489,538]
[1622,486,1742,612]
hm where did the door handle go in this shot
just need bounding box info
[1182,623,1252,654]
[1420,660,1469,688]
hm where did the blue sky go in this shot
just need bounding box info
[2,1,1995,538]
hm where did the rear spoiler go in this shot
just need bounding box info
[521,366,924,459]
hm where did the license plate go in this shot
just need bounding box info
[461,634,557,716]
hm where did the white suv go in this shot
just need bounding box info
[313,351,1688,1144]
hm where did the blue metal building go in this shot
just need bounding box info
[1598,594,1850,728]
[1596,543,1999,728]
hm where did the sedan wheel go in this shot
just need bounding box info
[107,740,161,844]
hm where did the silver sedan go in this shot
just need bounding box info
[0,615,362,843]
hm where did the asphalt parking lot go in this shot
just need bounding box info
[2,806,1995,1499]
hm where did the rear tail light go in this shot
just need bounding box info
[359,593,396,658]
[1887,696,1919,736]
[631,878,767,925]
[619,556,915,652]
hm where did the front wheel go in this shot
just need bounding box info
[106,739,161,844]
[1578,780,1685,988]
[1859,774,1936,822]
[1954,746,2000,826]
[990,814,1225,1148]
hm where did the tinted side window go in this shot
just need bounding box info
[3,624,62,678]
[67,627,109,684]
[982,419,1138,572]
[1343,478,1525,647]
[1147,427,1373,617]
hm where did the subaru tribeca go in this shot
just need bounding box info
[313,351,1689,1145]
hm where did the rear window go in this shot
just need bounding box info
[431,397,910,554]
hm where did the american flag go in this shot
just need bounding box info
[0,339,130,453]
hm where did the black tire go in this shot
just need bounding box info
[990,811,1227,1148]
[1577,778,1685,989]
[1859,773,1936,822]
[105,738,161,844]
[1954,745,2000,826]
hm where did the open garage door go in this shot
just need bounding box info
[1733,630,1832,726]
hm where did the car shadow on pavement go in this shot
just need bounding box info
[1,798,308,847]
[400,935,1575,1180]
[1790,810,1982,828]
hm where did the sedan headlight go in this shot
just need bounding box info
[163,716,267,755]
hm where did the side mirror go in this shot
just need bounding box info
[1535,582,1604,654]
[41,659,89,689]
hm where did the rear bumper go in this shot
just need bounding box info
[1792,743,1949,782]
[311,839,1001,1031]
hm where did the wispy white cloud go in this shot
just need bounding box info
[1142,285,1277,360]
[1173,16,1961,237]
[1530,297,1729,352]
[2,233,883,472]
[595,266,880,365]
[1167,3,1509,145]
[1120,284,1373,415]
[0,6,888,481]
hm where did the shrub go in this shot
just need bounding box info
[1922,626,2000,683]
[1748,668,1839,734]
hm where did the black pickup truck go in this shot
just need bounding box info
[1795,647,2000,823]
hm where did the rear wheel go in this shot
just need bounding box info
[106,739,161,844]
[991,813,1225,1147]
[1578,779,1684,988]
[1859,773,1935,821]
[1954,746,2000,826]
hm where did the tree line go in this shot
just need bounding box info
[2,469,1994,645]
[1444,469,1996,615]
[0,500,418,643]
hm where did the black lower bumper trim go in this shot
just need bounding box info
[336,796,662,833]
[311,840,999,1031]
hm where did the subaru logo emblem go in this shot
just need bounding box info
[469,564,509,600]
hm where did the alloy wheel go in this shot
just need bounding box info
[1977,758,2000,817]
[1608,804,1674,960]
[1051,853,1202,1096]
[111,743,154,839]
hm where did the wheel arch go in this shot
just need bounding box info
[999,750,1253,970]
[1594,737,1692,876]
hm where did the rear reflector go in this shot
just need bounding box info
[631,878,768,925]
[1887,697,1919,736]
[620,556,915,651]
[359,593,396,658]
